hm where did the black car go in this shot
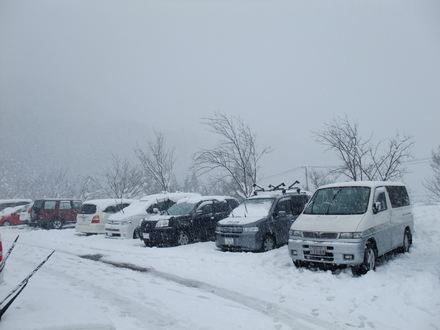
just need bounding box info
[140,196,239,247]
[215,183,311,252]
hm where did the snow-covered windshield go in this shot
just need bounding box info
[231,198,274,217]
[166,202,197,216]
[304,186,370,215]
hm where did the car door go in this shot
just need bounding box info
[372,187,392,254]
[193,201,214,240]
[270,197,295,244]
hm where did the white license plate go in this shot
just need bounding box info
[143,233,150,239]
[224,237,234,245]
[309,245,326,255]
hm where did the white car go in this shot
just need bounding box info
[75,199,135,235]
[105,193,200,239]
[19,202,33,225]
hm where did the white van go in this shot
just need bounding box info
[105,193,200,239]
[288,181,414,276]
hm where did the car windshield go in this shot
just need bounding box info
[166,202,197,216]
[231,198,274,217]
[304,186,370,215]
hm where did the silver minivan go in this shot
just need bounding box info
[288,181,414,275]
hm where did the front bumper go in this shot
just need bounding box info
[142,228,177,246]
[288,238,365,265]
[215,232,262,251]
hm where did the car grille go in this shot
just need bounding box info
[217,226,243,233]
[302,231,338,239]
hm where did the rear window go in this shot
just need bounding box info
[386,186,410,208]
[79,204,97,214]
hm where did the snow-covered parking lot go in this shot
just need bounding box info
[0,202,439,330]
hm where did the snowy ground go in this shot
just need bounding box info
[0,202,439,330]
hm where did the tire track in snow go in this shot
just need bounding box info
[8,236,342,330]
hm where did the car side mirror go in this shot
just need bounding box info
[276,211,287,218]
[373,202,380,214]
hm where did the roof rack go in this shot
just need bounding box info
[251,181,305,196]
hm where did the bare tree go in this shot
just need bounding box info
[135,131,176,192]
[102,154,146,199]
[425,146,440,200]
[314,114,414,182]
[307,168,338,190]
[193,112,272,199]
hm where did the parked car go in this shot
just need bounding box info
[288,181,414,276]
[0,205,27,226]
[140,195,239,247]
[0,199,32,212]
[19,202,33,225]
[105,193,200,239]
[29,199,83,229]
[215,183,311,252]
[75,199,135,235]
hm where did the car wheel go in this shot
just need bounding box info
[177,231,190,246]
[2,220,11,226]
[352,243,376,276]
[143,239,153,247]
[261,235,275,252]
[397,230,411,253]
[51,218,64,230]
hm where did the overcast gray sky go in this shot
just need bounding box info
[1,0,439,200]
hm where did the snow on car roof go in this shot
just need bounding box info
[82,199,136,209]
[118,193,200,216]
[176,195,234,204]
[319,181,406,189]
[0,205,26,216]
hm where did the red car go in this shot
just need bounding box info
[0,205,24,226]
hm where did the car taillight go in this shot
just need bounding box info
[92,215,100,223]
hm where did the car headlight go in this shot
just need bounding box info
[120,220,132,226]
[289,230,302,237]
[156,219,169,228]
[242,227,259,232]
[339,232,362,239]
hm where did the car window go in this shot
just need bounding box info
[80,204,97,214]
[44,201,56,210]
[103,206,117,213]
[386,186,410,208]
[292,197,307,215]
[197,202,213,215]
[72,201,82,210]
[374,187,388,212]
[274,198,293,216]
[60,201,72,210]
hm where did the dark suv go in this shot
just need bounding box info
[140,196,239,247]
[215,183,311,252]
[30,199,83,229]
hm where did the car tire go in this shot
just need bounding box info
[51,218,64,230]
[352,243,376,276]
[143,239,153,247]
[177,230,190,246]
[397,230,411,254]
[2,220,11,226]
[261,235,275,252]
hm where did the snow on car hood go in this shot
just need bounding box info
[218,215,265,226]
[291,213,367,232]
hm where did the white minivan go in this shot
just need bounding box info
[288,181,414,276]
[105,192,200,239]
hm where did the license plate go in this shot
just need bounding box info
[143,233,150,239]
[309,245,326,255]
[224,237,234,245]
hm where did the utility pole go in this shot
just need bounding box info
[304,166,309,191]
